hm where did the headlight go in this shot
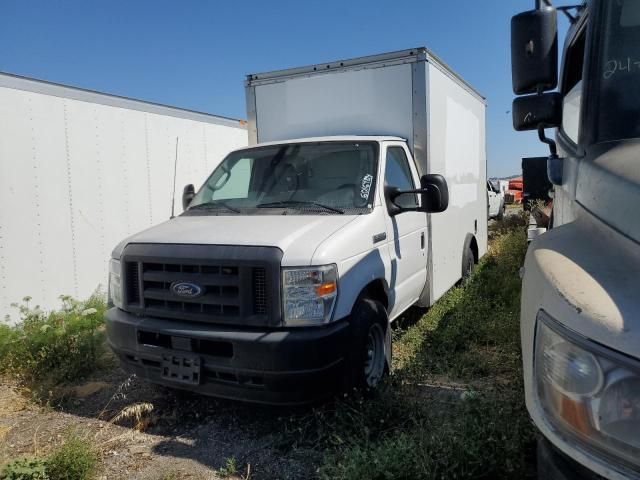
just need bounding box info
[282,265,338,326]
[536,310,640,470]
[108,258,123,309]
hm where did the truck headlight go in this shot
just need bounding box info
[282,265,337,326]
[108,258,123,309]
[535,310,640,470]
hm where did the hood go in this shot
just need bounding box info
[532,213,640,361]
[115,214,358,266]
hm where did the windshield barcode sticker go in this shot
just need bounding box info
[360,174,373,199]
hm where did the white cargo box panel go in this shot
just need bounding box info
[246,48,487,304]
[0,73,247,320]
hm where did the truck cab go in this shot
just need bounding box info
[106,48,487,405]
[511,2,640,478]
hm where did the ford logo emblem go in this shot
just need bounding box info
[170,282,204,298]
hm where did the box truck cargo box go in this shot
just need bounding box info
[105,47,487,404]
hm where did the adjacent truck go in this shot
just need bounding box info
[487,180,505,219]
[106,48,487,404]
[511,2,640,478]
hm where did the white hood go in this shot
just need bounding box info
[117,214,359,266]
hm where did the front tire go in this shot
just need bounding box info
[344,298,389,391]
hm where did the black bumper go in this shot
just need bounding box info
[537,438,604,480]
[105,307,350,405]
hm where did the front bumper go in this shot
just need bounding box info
[105,307,349,405]
[538,438,604,480]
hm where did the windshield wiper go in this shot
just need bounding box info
[188,201,241,213]
[256,200,344,214]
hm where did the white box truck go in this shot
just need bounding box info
[0,72,247,320]
[511,2,640,479]
[105,47,487,404]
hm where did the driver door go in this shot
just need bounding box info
[382,143,428,319]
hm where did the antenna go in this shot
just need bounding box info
[170,136,179,219]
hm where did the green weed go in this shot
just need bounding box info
[46,434,98,480]
[0,294,107,393]
[0,435,97,480]
[0,456,48,480]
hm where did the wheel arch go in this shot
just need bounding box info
[464,232,479,264]
[357,279,389,312]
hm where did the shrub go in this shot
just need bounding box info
[0,294,107,389]
[46,435,98,480]
[0,456,48,480]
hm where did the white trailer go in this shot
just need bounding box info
[105,47,487,404]
[0,73,247,320]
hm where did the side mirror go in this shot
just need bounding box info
[182,184,195,210]
[512,92,562,131]
[421,174,449,213]
[511,7,558,95]
[384,174,449,216]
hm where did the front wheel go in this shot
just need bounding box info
[344,298,390,391]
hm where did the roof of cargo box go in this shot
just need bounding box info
[245,47,485,103]
[0,71,247,129]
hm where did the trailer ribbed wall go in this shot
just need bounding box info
[0,73,247,320]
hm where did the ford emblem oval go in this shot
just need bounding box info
[170,282,204,298]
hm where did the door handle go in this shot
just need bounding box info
[420,232,425,249]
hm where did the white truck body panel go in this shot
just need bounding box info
[252,63,415,143]
[426,62,488,300]
[0,73,247,320]
[245,48,487,308]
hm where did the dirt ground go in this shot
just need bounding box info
[0,368,325,480]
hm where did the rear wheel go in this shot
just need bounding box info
[344,298,389,391]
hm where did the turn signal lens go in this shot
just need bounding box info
[315,281,337,296]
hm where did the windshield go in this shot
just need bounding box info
[186,141,378,215]
[595,0,640,142]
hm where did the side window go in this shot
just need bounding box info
[385,147,417,208]
[211,157,252,200]
[561,26,586,144]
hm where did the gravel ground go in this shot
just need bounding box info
[0,369,323,480]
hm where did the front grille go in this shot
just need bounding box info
[137,261,242,318]
[120,244,282,326]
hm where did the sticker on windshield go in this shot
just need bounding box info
[360,174,373,199]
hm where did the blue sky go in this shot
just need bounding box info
[1,0,562,177]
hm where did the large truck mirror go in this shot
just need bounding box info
[385,174,449,217]
[512,92,562,131]
[421,174,449,213]
[511,7,558,95]
[182,184,195,210]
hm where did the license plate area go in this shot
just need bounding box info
[161,354,201,385]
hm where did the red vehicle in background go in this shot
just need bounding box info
[505,176,523,204]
